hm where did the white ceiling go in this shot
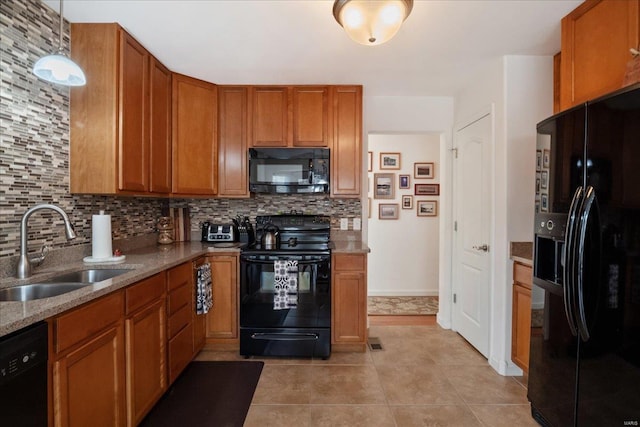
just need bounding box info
[46,0,582,97]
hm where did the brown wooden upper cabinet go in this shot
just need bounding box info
[560,0,640,110]
[171,74,218,195]
[331,86,362,198]
[218,86,250,197]
[249,86,330,148]
[70,23,171,195]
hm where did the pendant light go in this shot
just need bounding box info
[33,0,86,86]
[333,0,413,46]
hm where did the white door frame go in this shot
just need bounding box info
[450,105,495,353]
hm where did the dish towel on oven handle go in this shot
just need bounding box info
[273,260,298,310]
[196,261,213,314]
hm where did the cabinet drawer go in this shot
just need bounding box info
[54,291,124,354]
[167,262,192,292]
[125,272,165,315]
[334,254,366,272]
[168,323,193,383]
[167,284,191,316]
[168,304,191,339]
[514,263,532,288]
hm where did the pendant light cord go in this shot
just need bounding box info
[57,0,64,53]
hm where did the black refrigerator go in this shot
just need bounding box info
[528,82,640,427]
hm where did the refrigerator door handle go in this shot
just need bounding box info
[576,186,598,342]
[563,186,583,337]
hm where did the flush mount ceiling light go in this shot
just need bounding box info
[333,0,413,46]
[33,0,86,86]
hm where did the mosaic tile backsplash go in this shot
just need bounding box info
[0,0,360,262]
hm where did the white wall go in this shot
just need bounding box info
[453,56,553,376]
[367,133,441,296]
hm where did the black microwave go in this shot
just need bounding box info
[248,148,330,194]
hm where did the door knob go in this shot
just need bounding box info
[472,244,489,252]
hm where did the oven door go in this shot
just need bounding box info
[240,253,331,329]
[239,252,331,357]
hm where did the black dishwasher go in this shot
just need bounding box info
[0,321,48,427]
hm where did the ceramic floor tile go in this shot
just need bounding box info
[441,365,529,404]
[369,336,436,366]
[309,405,396,426]
[311,350,374,365]
[251,365,313,404]
[193,350,245,361]
[311,365,386,404]
[468,404,540,427]
[376,364,463,405]
[426,338,488,366]
[391,405,483,426]
[244,404,312,427]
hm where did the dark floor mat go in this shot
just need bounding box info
[140,361,264,427]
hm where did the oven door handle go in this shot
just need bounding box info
[250,333,319,341]
[241,258,330,265]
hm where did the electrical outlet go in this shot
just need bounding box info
[353,217,361,230]
[340,218,349,230]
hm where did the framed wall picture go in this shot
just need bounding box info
[414,162,434,179]
[379,203,399,220]
[543,149,550,169]
[541,193,548,212]
[541,171,548,189]
[368,151,373,172]
[536,150,542,171]
[399,174,410,189]
[415,183,439,196]
[374,173,395,199]
[380,152,401,170]
[417,200,438,217]
[402,195,413,209]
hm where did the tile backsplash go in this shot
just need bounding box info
[0,0,360,261]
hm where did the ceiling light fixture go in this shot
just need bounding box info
[333,0,413,46]
[33,0,86,86]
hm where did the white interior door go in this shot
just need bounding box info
[452,112,492,358]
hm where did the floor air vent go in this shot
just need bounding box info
[368,337,383,351]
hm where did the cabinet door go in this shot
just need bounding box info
[172,73,218,195]
[250,86,290,147]
[119,31,149,192]
[512,283,532,372]
[125,299,166,426]
[206,254,238,340]
[292,86,330,147]
[560,0,640,109]
[149,57,172,194]
[218,86,250,197]
[53,325,126,427]
[331,86,362,197]
[332,254,367,348]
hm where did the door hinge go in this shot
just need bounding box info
[451,148,458,159]
[454,221,457,231]
[453,293,457,303]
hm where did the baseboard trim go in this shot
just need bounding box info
[368,291,439,297]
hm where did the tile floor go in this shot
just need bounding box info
[195,323,538,426]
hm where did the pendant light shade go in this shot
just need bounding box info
[333,0,413,46]
[33,0,86,86]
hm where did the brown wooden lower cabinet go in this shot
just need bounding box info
[51,292,127,427]
[167,261,197,383]
[205,253,239,348]
[124,273,167,426]
[512,261,533,372]
[332,253,368,352]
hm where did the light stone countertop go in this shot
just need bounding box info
[0,241,243,337]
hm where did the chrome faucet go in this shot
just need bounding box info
[17,204,76,279]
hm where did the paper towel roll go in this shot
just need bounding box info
[92,210,113,259]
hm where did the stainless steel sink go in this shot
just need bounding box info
[42,269,130,284]
[0,283,91,301]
